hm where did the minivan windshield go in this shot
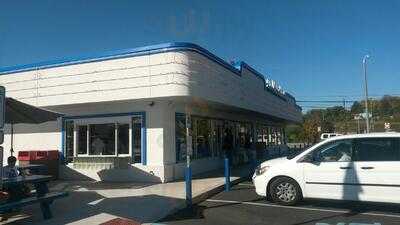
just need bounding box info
[286,145,314,159]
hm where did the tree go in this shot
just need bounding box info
[351,101,363,115]
[379,95,394,117]
[302,118,320,144]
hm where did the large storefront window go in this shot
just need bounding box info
[256,124,284,147]
[238,123,252,149]
[89,123,115,155]
[257,125,271,146]
[174,113,287,163]
[64,114,144,162]
[176,114,259,162]
[176,114,225,162]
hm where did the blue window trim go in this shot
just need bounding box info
[0,42,297,105]
[60,111,147,165]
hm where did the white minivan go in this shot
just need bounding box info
[253,133,400,205]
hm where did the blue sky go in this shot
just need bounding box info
[1,1,400,109]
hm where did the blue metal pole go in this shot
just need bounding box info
[185,162,192,206]
[251,154,257,171]
[225,157,230,191]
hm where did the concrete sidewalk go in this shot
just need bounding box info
[2,164,253,225]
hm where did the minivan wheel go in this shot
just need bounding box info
[270,177,302,206]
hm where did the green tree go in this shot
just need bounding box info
[351,101,363,114]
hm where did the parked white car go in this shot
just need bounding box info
[253,133,400,205]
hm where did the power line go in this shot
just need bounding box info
[297,100,356,103]
[297,93,400,98]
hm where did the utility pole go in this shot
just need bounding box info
[343,98,347,134]
[370,100,373,131]
[363,55,370,133]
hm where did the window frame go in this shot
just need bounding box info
[63,114,144,160]
[75,121,130,157]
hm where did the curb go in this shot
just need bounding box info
[154,172,252,224]
[192,175,250,205]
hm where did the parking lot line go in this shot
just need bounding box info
[206,199,400,219]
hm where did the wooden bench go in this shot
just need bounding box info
[0,191,68,219]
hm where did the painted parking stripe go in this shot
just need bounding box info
[88,198,105,205]
[206,199,400,219]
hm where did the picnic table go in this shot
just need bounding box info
[0,175,68,220]
[3,174,52,190]
[17,164,47,175]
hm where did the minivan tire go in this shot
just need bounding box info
[269,177,302,206]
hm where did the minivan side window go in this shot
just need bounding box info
[313,139,353,162]
[353,138,400,161]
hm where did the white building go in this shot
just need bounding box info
[0,42,302,182]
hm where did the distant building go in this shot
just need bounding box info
[0,42,301,182]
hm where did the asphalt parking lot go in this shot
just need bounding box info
[160,180,400,225]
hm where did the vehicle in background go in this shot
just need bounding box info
[252,133,400,205]
[320,133,341,140]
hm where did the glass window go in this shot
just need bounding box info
[132,117,142,163]
[78,125,88,155]
[89,123,115,155]
[66,116,145,161]
[65,121,74,162]
[313,140,353,162]
[354,138,400,161]
[175,114,187,162]
[117,124,129,155]
[211,120,223,157]
[195,118,211,158]
[238,123,252,149]
[256,125,270,146]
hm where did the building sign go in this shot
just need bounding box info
[265,78,286,95]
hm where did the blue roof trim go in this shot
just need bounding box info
[0,42,298,105]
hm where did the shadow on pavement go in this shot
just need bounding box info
[4,190,185,224]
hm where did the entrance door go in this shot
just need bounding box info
[303,139,357,200]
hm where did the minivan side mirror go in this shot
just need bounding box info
[300,154,314,163]
[300,153,321,164]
